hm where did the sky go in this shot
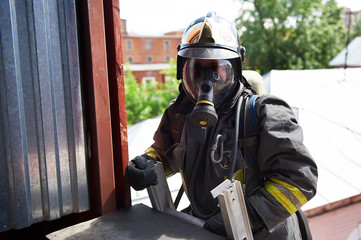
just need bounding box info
[119,0,361,36]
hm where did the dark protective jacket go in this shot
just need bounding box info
[145,83,318,239]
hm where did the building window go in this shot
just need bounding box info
[146,40,152,50]
[142,77,155,84]
[164,40,170,51]
[127,57,133,64]
[165,56,170,63]
[146,56,153,63]
[126,40,132,50]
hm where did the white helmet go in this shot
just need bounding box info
[176,12,246,127]
[177,12,245,81]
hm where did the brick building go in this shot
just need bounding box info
[120,19,182,84]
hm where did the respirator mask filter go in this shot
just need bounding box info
[182,58,235,127]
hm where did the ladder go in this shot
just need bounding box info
[147,162,253,240]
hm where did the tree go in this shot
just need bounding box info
[236,0,347,74]
[124,60,180,126]
[352,16,361,38]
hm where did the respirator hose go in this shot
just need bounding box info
[228,95,244,179]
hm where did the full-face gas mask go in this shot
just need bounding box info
[177,12,246,127]
[182,58,236,126]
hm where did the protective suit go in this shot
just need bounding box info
[126,12,318,239]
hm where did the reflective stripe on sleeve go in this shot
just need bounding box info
[265,178,307,214]
[270,178,308,205]
[144,147,162,161]
[144,147,174,176]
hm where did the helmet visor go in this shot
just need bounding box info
[182,59,235,104]
[178,45,240,60]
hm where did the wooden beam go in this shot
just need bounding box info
[84,0,117,215]
[103,0,131,208]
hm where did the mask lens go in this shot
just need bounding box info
[182,59,235,104]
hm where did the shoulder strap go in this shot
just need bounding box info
[239,93,263,182]
[238,94,259,148]
[250,94,259,135]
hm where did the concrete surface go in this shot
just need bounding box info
[47,204,226,240]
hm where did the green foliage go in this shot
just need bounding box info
[236,0,347,74]
[353,17,361,38]
[124,60,180,126]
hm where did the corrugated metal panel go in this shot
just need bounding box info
[0,0,89,231]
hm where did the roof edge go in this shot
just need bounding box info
[305,193,361,218]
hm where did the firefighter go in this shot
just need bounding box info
[125,12,318,239]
